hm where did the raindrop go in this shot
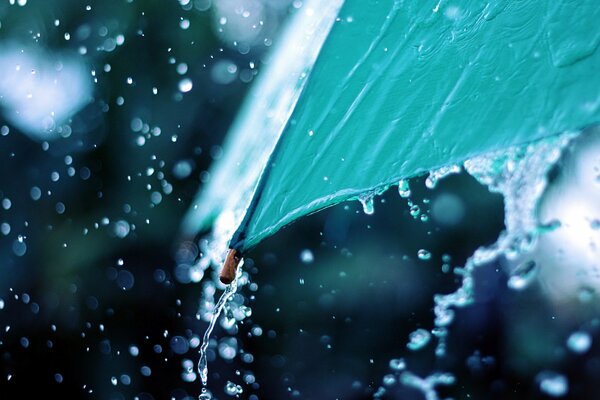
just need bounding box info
[507,260,538,290]
[218,337,238,360]
[178,78,193,93]
[409,203,421,218]
[358,193,375,215]
[566,331,591,354]
[224,381,243,396]
[407,328,431,351]
[431,193,465,226]
[389,358,406,371]
[170,336,189,354]
[129,345,139,357]
[12,238,27,257]
[537,371,568,397]
[398,179,411,198]
[299,249,314,264]
[173,160,193,179]
[180,19,190,29]
[211,60,238,85]
[116,270,135,290]
[383,374,396,386]
[113,220,130,238]
[417,249,431,261]
[176,63,188,75]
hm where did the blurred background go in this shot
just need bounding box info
[1,1,600,399]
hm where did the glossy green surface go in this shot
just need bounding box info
[224,0,600,251]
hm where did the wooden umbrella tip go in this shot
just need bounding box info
[219,248,242,285]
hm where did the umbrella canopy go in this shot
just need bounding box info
[184,0,600,255]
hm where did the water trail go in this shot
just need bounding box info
[198,271,240,388]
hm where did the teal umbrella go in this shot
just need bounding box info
[183,0,600,282]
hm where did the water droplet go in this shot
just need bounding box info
[12,239,27,257]
[409,203,421,218]
[224,381,243,396]
[566,331,591,354]
[173,160,193,179]
[537,371,568,397]
[507,260,538,290]
[129,345,139,356]
[425,165,461,189]
[178,78,193,93]
[300,249,314,264]
[113,220,130,238]
[417,249,431,261]
[389,358,406,371]
[211,60,238,85]
[170,336,189,354]
[398,179,411,198]
[116,270,135,290]
[358,193,375,215]
[407,328,431,351]
[218,337,238,360]
[382,374,396,386]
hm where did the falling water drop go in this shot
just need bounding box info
[179,78,193,93]
[566,331,591,354]
[537,371,568,397]
[398,179,411,198]
[417,249,432,261]
[407,328,431,351]
[389,358,406,371]
[224,381,243,396]
[358,193,375,215]
[507,260,538,290]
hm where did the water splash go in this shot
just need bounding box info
[373,132,578,400]
[400,371,455,400]
[198,271,240,387]
[431,132,577,356]
[425,164,461,189]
